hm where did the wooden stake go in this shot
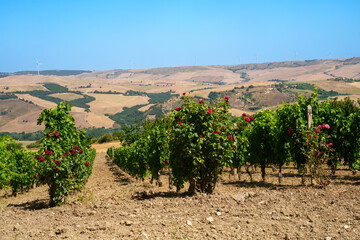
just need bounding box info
[307,105,312,129]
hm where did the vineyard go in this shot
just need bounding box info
[109,89,360,192]
[0,92,359,239]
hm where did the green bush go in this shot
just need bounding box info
[36,102,95,206]
[0,136,36,196]
[169,95,234,193]
[97,133,113,143]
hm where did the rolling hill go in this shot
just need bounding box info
[1,57,360,135]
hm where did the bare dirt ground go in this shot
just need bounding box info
[1,152,359,240]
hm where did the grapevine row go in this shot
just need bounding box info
[109,88,360,193]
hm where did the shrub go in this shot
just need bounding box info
[97,133,113,143]
[169,95,234,193]
[0,136,36,196]
[36,102,95,206]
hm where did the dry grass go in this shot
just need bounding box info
[86,112,115,128]
[138,104,155,112]
[311,80,360,94]
[49,92,83,101]
[92,141,122,153]
[0,117,44,133]
[15,94,58,109]
[1,84,46,92]
[87,93,149,114]
[327,62,360,79]
[229,108,256,117]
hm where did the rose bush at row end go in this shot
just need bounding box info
[36,102,95,207]
[169,95,235,193]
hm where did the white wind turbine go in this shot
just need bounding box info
[36,58,42,75]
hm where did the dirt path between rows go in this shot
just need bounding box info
[1,152,360,239]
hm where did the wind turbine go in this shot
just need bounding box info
[36,58,42,75]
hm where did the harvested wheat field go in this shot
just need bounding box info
[0,152,359,240]
[87,94,150,115]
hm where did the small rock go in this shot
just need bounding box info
[248,191,256,197]
[216,212,222,216]
[125,220,134,226]
[343,225,350,229]
[325,237,332,240]
[142,233,148,237]
[206,217,214,223]
[186,220,192,226]
[86,226,96,231]
[55,228,67,235]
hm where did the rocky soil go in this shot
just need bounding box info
[1,153,359,240]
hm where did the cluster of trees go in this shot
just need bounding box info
[109,89,360,194]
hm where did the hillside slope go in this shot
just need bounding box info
[1,57,360,133]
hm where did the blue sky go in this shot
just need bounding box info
[1,0,359,72]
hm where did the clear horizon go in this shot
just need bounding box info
[1,0,360,72]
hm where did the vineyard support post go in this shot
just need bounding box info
[307,105,312,129]
[112,147,114,159]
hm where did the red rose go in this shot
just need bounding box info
[329,143,333,147]
[222,126,225,129]
[46,132,52,138]
[224,96,229,102]
[207,108,212,114]
[200,135,203,138]
[37,156,45,162]
[54,160,61,165]
[55,168,61,172]
[175,107,181,111]
[228,135,233,141]
[232,146,236,149]
[316,129,319,133]
[73,145,80,150]
[45,149,53,156]
[178,121,182,125]
[52,131,60,138]
[85,161,90,167]
[175,116,182,120]
[63,152,69,157]
[250,116,254,121]
[182,92,186,95]
[245,117,250,122]
[242,113,247,116]
[199,100,204,104]
[79,149,83,154]
[318,125,322,129]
